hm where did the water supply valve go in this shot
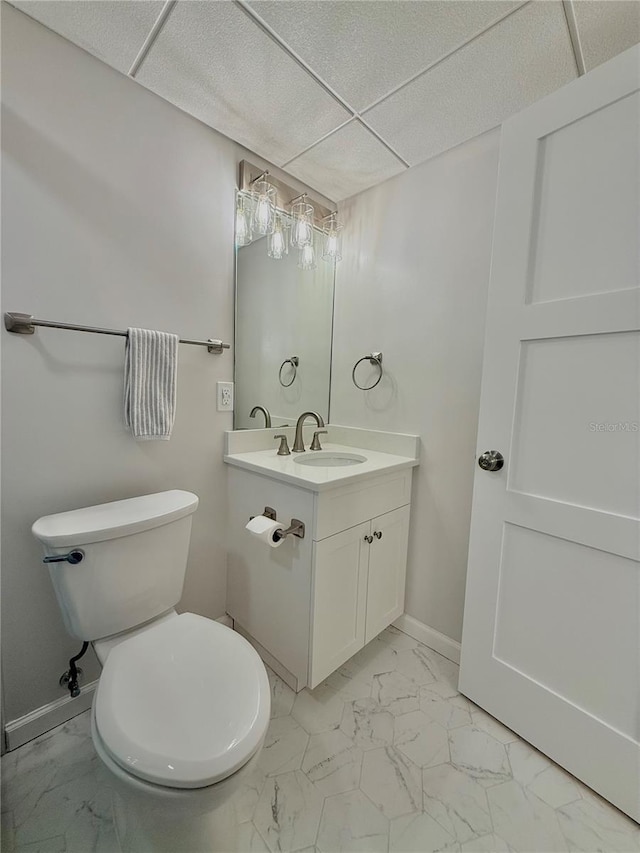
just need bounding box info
[59,641,89,698]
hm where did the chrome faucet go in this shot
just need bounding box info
[249,405,271,428]
[292,411,325,452]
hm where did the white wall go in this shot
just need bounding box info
[331,128,500,644]
[235,235,334,429]
[1,6,237,722]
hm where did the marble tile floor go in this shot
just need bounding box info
[2,625,639,853]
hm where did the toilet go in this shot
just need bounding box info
[32,490,271,852]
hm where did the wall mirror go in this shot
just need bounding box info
[234,164,336,430]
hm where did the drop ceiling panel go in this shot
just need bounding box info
[10,0,163,74]
[10,0,640,205]
[364,1,577,167]
[572,0,640,71]
[247,0,523,112]
[285,120,405,201]
[136,0,350,167]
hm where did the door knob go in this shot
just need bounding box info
[373,531,382,540]
[478,451,504,472]
[364,534,374,544]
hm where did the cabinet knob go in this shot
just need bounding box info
[373,531,382,540]
[364,534,374,544]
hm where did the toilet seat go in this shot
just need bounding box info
[94,613,270,789]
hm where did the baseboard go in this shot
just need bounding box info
[5,679,99,751]
[5,613,236,752]
[393,614,461,664]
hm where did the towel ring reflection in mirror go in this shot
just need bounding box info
[352,352,383,390]
[279,356,299,387]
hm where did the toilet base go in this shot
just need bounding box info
[112,787,240,853]
[92,707,263,853]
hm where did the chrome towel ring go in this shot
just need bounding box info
[352,352,383,390]
[279,356,299,387]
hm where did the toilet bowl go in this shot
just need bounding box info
[92,612,270,852]
[32,491,271,852]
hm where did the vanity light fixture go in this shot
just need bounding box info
[251,174,277,236]
[236,161,343,265]
[290,195,315,249]
[321,213,343,263]
[268,212,288,260]
[235,193,253,247]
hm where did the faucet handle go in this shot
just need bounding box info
[274,434,291,456]
[310,430,328,451]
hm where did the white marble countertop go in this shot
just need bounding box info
[224,441,419,492]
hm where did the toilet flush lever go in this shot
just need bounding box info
[43,549,84,565]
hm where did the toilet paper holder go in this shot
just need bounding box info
[275,518,305,541]
[250,506,277,522]
[248,507,305,540]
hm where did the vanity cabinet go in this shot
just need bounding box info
[310,505,409,688]
[226,458,414,692]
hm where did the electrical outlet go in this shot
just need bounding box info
[217,381,234,412]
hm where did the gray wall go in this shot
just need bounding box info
[1,6,237,721]
[2,3,502,725]
[331,128,500,644]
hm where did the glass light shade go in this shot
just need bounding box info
[298,235,317,271]
[268,214,288,260]
[290,200,314,248]
[235,194,253,247]
[251,180,276,235]
[322,218,343,262]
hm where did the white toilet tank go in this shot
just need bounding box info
[32,490,199,641]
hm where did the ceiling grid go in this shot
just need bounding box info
[8,0,640,201]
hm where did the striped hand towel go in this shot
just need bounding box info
[124,328,179,440]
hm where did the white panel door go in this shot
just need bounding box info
[309,521,369,688]
[365,506,410,643]
[460,46,640,821]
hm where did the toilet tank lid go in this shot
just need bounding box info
[32,490,199,548]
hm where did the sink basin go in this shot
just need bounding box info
[294,451,367,468]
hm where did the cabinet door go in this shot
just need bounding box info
[365,505,410,643]
[309,521,370,688]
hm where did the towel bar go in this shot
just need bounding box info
[4,312,230,354]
